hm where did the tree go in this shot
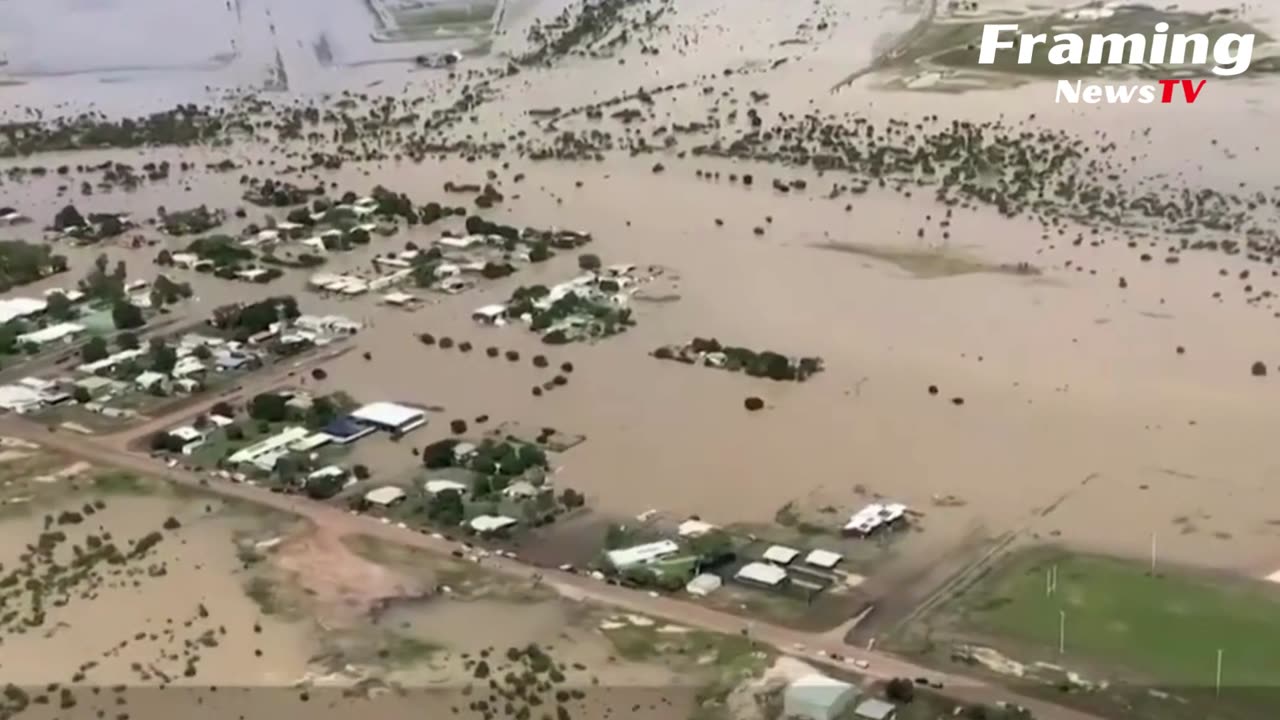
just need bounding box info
[111,300,145,330]
[53,204,86,230]
[192,345,212,360]
[72,386,91,404]
[225,424,245,441]
[352,464,370,480]
[155,249,174,266]
[211,401,234,417]
[577,253,602,271]
[275,456,299,485]
[81,336,109,363]
[45,292,75,321]
[117,332,139,350]
[149,339,177,374]
[249,393,288,422]
[428,489,465,527]
[885,678,915,704]
[559,488,585,509]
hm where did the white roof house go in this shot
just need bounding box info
[169,426,204,443]
[135,371,167,390]
[503,480,540,499]
[228,426,311,467]
[0,297,47,324]
[472,304,507,324]
[0,384,44,413]
[735,562,788,587]
[843,502,908,536]
[804,549,843,569]
[784,674,859,720]
[289,433,334,452]
[606,540,680,570]
[350,401,426,433]
[307,465,346,482]
[424,479,469,495]
[18,322,85,346]
[469,514,518,533]
[382,291,416,306]
[762,545,800,565]
[363,486,406,506]
[79,348,146,375]
[677,519,716,538]
[436,235,484,249]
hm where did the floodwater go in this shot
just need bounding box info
[3,0,1280,681]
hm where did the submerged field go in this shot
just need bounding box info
[896,547,1280,720]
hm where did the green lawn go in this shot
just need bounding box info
[958,549,1280,688]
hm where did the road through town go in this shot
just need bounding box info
[0,415,1104,720]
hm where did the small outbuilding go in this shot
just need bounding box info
[685,573,723,597]
[804,549,843,570]
[735,562,788,588]
[762,545,800,565]
[469,514,518,534]
[472,304,508,325]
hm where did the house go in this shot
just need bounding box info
[677,519,716,538]
[685,573,723,597]
[288,432,333,453]
[134,371,167,391]
[168,426,206,455]
[228,426,311,470]
[762,545,800,565]
[382,291,417,307]
[804,549,843,570]
[843,502,908,537]
[472,304,508,325]
[363,486,406,507]
[171,356,206,378]
[17,322,85,347]
[783,674,859,720]
[74,376,117,398]
[306,465,347,484]
[43,287,85,303]
[606,540,680,571]
[735,562,788,588]
[502,480,540,499]
[436,234,484,250]
[0,297,47,324]
[853,699,897,720]
[469,515,518,534]
[0,384,45,413]
[79,348,146,375]
[236,268,270,283]
[294,314,362,335]
[425,479,469,495]
[350,401,427,434]
[208,413,235,428]
[321,416,377,444]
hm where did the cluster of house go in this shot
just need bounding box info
[205,400,428,473]
[0,332,265,415]
[308,269,412,297]
[471,264,641,327]
[734,543,848,590]
[785,673,898,720]
[0,209,30,226]
[842,502,908,537]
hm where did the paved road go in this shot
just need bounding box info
[0,416,1106,720]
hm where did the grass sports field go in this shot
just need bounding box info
[906,547,1280,719]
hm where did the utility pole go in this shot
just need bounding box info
[1216,648,1224,697]
[1058,610,1066,655]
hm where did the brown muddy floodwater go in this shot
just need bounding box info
[4,0,1280,705]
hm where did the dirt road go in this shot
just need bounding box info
[0,416,1105,720]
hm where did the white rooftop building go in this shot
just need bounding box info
[364,486,406,506]
[762,545,800,565]
[424,479,469,495]
[469,514,518,533]
[17,322,85,347]
[606,540,680,570]
[677,519,716,538]
[472,304,508,325]
[804,549,843,569]
[0,297,47,324]
[350,401,427,433]
[79,348,146,375]
[228,426,311,469]
[735,562,788,587]
[783,674,859,720]
[843,502,909,536]
[0,384,45,413]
